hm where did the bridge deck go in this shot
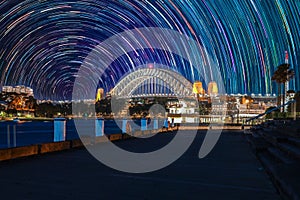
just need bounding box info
[0,131,279,200]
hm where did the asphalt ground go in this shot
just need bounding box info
[0,130,280,200]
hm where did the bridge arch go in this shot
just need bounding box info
[110,68,193,98]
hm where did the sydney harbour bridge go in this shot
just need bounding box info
[110,68,194,99]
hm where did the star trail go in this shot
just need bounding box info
[0,0,299,100]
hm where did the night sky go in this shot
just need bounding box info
[0,0,299,100]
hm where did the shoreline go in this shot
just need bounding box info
[0,117,251,127]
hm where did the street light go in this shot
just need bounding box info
[236,104,240,124]
[236,97,240,124]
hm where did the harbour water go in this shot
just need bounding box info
[0,119,152,149]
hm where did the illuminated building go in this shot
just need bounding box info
[96,88,105,101]
[193,81,205,95]
[208,81,218,96]
[2,85,34,97]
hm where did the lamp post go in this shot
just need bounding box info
[236,97,240,124]
[293,99,297,121]
[237,105,240,124]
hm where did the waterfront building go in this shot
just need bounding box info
[0,85,36,117]
[168,99,199,123]
[2,85,34,97]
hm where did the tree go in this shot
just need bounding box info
[271,63,295,112]
[26,96,37,110]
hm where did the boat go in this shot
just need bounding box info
[13,118,20,122]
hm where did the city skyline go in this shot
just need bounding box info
[0,0,299,100]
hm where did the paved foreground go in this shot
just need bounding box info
[0,131,279,200]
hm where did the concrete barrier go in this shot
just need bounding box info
[143,130,152,135]
[174,125,179,131]
[167,127,173,132]
[134,131,143,137]
[95,136,109,143]
[0,145,39,161]
[161,127,168,133]
[122,134,133,140]
[11,145,39,159]
[71,139,84,148]
[80,137,92,146]
[0,125,246,162]
[109,134,123,141]
[0,149,11,161]
[159,128,164,133]
[39,141,71,154]
[151,130,159,134]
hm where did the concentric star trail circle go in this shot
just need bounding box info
[0,0,299,100]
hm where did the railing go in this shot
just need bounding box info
[268,112,300,119]
[244,100,296,125]
[0,118,167,149]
